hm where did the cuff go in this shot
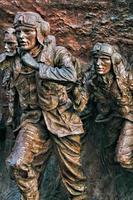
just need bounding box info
[39,63,49,79]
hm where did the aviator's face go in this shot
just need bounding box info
[4,36,17,54]
[93,55,112,75]
[15,26,37,50]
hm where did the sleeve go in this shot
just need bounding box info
[38,47,77,83]
[0,53,7,69]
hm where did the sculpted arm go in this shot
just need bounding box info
[39,49,77,83]
[21,47,77,83]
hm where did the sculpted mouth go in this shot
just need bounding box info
[19,41,27,46]
[97,68,104,71]
[5,49,10,52]
[97,68,105,73]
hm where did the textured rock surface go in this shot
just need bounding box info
[0,0,133,199]
[0,0,132,66]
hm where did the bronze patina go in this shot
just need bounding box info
[6,11,87,200]
[85,42,133,169]
[0,27,18,126]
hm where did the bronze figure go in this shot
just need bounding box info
[85,42,133,169]
[0,27,18,126]
[6,12,87,200]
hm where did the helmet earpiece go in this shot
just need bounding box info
[111,52,122,65]
[40,21,50,37]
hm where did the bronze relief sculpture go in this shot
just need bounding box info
[0,9,132,200]
[85,42,133,169]
[5,12,87,200]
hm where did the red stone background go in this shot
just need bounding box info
[0,0,133,67]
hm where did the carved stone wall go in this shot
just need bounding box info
[0,0,133,65]
[0,1,133,199]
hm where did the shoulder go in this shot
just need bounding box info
[54,46,73,64]
[55,46,71,56]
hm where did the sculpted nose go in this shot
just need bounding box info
[4,43,10,52]
[96,58,101,67]
[97,58,100,65]
[4,43,8,50]
[19,31,25,39]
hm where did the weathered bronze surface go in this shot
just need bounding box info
[85,42,133,168]
[4,11,87,200]
[0,1,133,200]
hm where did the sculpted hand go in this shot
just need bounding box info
[21,53,39,70]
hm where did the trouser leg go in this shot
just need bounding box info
[6,122,52,200]
[116,120,133,168]
[53,134,87,200]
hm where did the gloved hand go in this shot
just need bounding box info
[21,52,39,70]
